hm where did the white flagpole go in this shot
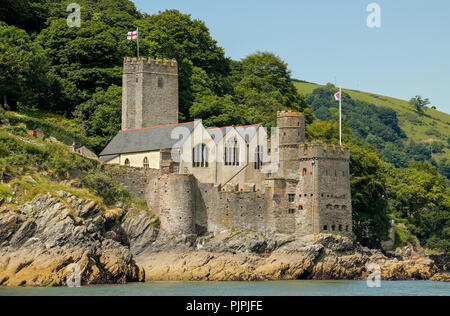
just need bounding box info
[136,27,140,58]
[339,87,342,145]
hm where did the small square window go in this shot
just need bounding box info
[288,194,295,203]
[323,225,328,231]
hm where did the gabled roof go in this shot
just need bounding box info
[99,121,201,156]
[206,126,234,144]
[235,124,263,142]
[207,124,263,145]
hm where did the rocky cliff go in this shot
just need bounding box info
[0,192,144,286]
[0,192,448,287]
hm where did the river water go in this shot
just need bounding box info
[0,280,449,296]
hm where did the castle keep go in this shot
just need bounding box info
[100,57,352,237]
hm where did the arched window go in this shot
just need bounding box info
[193,143,209,168]
[225,138,240,166]
[254,145,263,169]
[143,157,149,169]
[124,158,130,166]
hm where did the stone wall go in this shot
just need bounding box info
[105,150,352,238]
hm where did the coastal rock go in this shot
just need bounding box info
[133,232,448,282]
[0,193,144,287]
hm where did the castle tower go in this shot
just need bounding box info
[122,57,179,131]
[277,111,305,145]
[275,111,305,179]
[296,144,352,236]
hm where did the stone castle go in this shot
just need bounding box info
[99,56,353,237]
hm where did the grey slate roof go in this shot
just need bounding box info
[99,121,200,156]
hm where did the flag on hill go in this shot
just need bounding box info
[334,91,341,101]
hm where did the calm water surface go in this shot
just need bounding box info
[0,280,449,296]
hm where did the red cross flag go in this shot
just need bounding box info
[127,30,138,40]
[334,91,341,101]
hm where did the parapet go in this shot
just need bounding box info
[298,142,350,160]
[123,56,178,75]
[277,111,304,118]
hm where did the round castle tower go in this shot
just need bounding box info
[159,174,197,236]
[277,111,305,145]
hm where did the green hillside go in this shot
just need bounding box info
[294,81,450,162]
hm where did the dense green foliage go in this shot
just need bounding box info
[0,23,49,109]
[0,123,138,207]
[386,163,450,252]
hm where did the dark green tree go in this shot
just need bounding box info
[0,23,49,109]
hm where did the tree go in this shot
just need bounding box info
[0,23,49,109]
[74,85,122,153]
[386,163,450,252]
[231,52,313,127]
[0,0,50,33]
[37,19,123,113]
[137,10,230,121]
[409,95,430,115]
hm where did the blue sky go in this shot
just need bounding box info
[132,0,450,114]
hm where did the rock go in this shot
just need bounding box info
[133,232,449,282]
[0,193,144,287]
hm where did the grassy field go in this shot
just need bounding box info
[294,81,450,161]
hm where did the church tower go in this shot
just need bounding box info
[122,57,179,130]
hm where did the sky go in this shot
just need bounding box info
[132,0,450,114]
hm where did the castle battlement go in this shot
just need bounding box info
[277,110,304,118]
[298,142,349,160]
[123,56,178,75]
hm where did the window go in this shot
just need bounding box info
[323,225,328,231]
[288,209,295,214]
[298,205,304,210]
[124,159,130,166]
[332,225,336,231]
[345,225,349,232]
[326,204,332,209]
[339,225,343,232]
[254,145,263,169]
[225,138,240,166]
[143,157,149,169]
[302,168,307,176]
[288,194,295,203]
[334,205,340,209]
[192,143,209,168]
[342,205,347,210]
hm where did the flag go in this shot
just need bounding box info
[334,92,341,101]
[127,30,138,40]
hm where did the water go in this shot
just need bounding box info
[0,280,449,296]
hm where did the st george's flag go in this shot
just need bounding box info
[127,30,138,40]
[334,91,341,101]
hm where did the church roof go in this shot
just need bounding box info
[99,121,201,156]
[206,124,263,144]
